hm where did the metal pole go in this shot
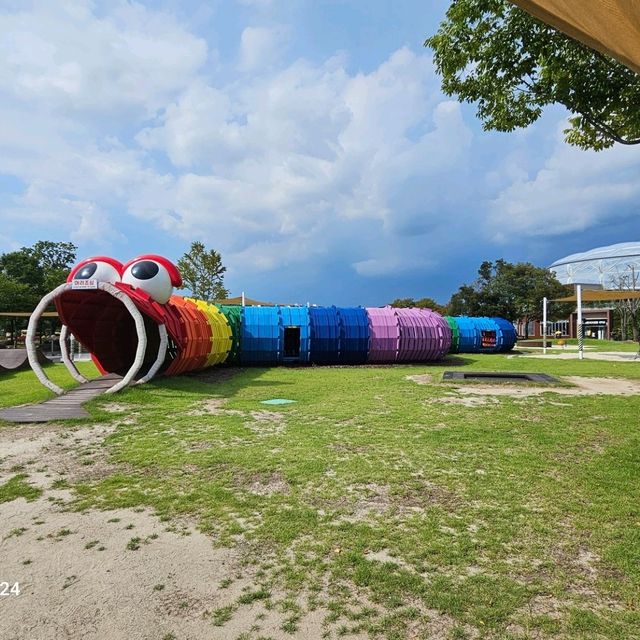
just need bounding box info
[577,284,584,360]
[542,296,548,355]
[241,291,245,307]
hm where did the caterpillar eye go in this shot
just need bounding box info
[67,257,123,284]
[121,256,179,304]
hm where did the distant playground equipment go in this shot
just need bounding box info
[0,347,49,374]
[24,254,517,394]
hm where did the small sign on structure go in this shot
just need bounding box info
[71,279,99,290]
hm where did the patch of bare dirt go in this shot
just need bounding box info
[187,397,244,417]
[100,402,130,413]
[321,480,459,522]
[364,548,415,572]
[244,410,286,436]
[247,472,291,496]
[0,499,256,640]
[443,395,499,406]
[450,376,640,398]
[0,422,120,488]
[405,373,433,385]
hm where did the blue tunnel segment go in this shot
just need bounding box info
[240,306,282,365]
[279,306,311,363]
[491,317,517,352]
[447,316,517,353]
[336,307,370,364]
[309,306,341,364]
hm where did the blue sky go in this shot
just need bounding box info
[0,0,639,306]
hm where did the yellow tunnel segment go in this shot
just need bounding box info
[186,298,232,365]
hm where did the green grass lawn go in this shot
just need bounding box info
[2,350,640,638]
[0,361,99,408]
[519,338,640,353]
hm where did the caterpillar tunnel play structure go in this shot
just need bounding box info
[26,255,517,394]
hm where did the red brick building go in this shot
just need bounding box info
[515,308,614,340]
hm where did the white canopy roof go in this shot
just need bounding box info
[550,242,640,286]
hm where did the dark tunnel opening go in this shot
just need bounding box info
[55,290,168,378]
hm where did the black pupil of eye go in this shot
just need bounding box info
[131,261,159,280]
[76,263,97,279]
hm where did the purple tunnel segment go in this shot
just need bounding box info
[428,309,453,359]
[395,308,452,362]
[366,307,400,363]
[395,308,427,361]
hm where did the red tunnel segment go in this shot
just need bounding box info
[164,297,212,375]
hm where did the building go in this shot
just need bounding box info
[516,308,614,340]
[525,242,640,341]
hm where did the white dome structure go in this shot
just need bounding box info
[550,242,640,287]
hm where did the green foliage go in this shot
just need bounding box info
[0,249,42,291]
[0,240,77,311]
[425,0,640,150]
[0,273,38,312]
[389,297,448,314]
[448,259,572,326]
[177,241,229,302]
[29,240,78,292]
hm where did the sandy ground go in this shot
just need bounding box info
[407,374,640,406]
[453,376,640,397]
[407,372,640,397]
[0,421,346,640]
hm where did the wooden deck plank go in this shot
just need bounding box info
[0,374,123,423]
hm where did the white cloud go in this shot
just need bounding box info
[238,26,288,72]
[490,137,640,240]
[2,1,639,304]
[67,200,125,247]
[135,47,470,250]
[0,0,208,117]
[0,2,473,289]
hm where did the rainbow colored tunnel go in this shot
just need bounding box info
[26,255,517,394]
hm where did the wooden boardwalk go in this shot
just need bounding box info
[0,374,122,423]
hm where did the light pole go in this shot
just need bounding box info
[542,296,547,355]
[576,284,584,360]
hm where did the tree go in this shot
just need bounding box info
[611,266,640,342]
[177,242,229,301]
[448,284,482,316]
[389,297,448,314]
[29,241,77,292]
[0,250,43,292]
[425,0,640,150]
[0,273,38,312]
[448,259,572,337]
[0,240,77,311]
